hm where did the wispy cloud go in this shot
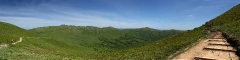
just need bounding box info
[0,3,157,29]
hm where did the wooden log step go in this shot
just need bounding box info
[194,56,216,60]
[211,38,225,39]
[203,47,237,52]
[208,43,231,46]
[207,39,226,40]
[208,40,226,42]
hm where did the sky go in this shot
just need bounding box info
[0,0,239,30]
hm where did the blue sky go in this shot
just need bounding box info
[0,0,239,30]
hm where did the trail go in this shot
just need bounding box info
[0,44,8,49]
[174,32,239,60]
[0,37,22,49]
[12,37,22,45]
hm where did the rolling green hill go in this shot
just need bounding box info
[29,25,183,50]
[0,22,183,59]
[1,4,240,60]
[97,26,205,59]
[0,22,96,59]
[0,21,31,44]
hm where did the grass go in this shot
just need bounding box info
[0,16,209,59]
[0,37,97,59]
[29,26,183,50]
[99,27,205,59]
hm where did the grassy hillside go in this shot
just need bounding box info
[0,22,31,44]
[0,23,99,59]
[0,19,205,60]
[0,37,96,59]
[29,25,183,50]
[97,27,205,59]
[204,4,240,55]
[0,22,183,59]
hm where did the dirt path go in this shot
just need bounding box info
[12,37,22,45]
[0,44,8,49]
[174,32,239,60]
[0,37,22,49]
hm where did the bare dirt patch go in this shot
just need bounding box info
[0,37,22,49]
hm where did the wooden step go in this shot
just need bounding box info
[207,39,226,40]
[203,47,237,52]
[208,43,231,46]
[208,40,227,42]
[194,56,216,60]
